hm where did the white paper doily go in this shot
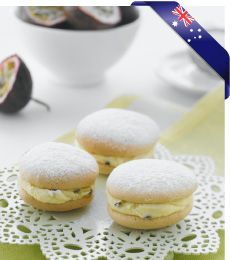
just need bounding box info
[0,144,224,260]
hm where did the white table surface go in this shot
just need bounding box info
[0,6,224,166]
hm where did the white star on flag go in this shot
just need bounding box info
[172,20,178,27]
[187,27,203,42]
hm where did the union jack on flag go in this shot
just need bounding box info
[172,5,194,27]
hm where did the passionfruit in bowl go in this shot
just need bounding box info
[15,6,140,86]
[18,7,68,28]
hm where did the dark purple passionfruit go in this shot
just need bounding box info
[18,6,68,28]
[0,55,49,114]
[64,6,122,30]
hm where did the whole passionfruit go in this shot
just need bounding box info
[0,55,49,113]
[64,6,122,30]
[18,6,68,28]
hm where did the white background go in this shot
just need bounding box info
[0,6,225,166]
[0,2,229,259]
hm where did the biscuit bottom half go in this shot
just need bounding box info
[19,179,93,212]
[19,188,92,212]
[107,193,193,229]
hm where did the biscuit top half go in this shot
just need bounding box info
[106,159,197,204]
[76,108,160,157]
[19,142,98,190]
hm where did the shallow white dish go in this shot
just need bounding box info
[156,51,223,95]
[15,13,140,86]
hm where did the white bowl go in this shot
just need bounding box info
[15,14,140,86]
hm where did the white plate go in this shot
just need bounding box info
[156,51,223,95]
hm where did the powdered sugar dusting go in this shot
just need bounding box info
[19,142,98,181]
[107,159,197,201]
[77,109,160,149]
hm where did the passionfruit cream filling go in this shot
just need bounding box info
[107,193,192,219]
[75,139,154,168]
[21,179,93,204]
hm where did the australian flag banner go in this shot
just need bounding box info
[132,1,230,99]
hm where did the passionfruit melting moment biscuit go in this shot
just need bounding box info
[106,159,197,230]
[76,108,160,175]
[18,142,98,212]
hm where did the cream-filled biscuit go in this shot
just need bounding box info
[106,159,197,229]
[76,108,160,175]
[18,142,98,212]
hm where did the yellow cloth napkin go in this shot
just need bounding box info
[160,86,224,176]
[1,87,224,260]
